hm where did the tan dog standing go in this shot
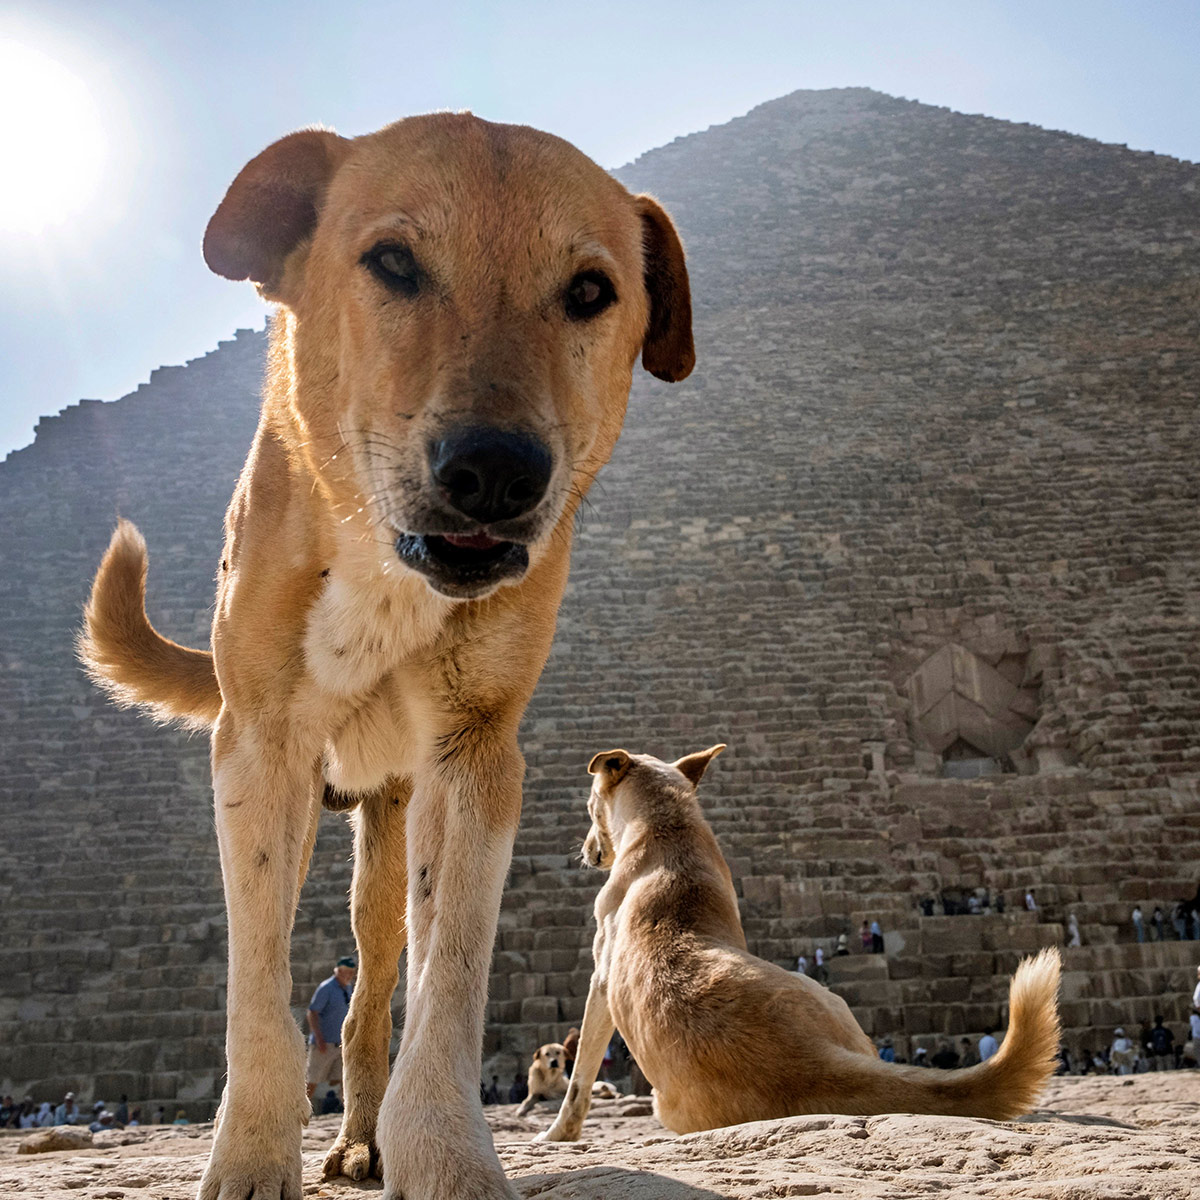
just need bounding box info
[538,745,1062,1142]
[79,114,693,1200]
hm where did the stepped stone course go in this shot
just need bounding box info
[1,88,1198,1110]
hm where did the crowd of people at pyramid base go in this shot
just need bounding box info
[0,1093,192,1130]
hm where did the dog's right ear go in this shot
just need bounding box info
[203,129,350,301]
[588,749,632,784]
[673,743,726,787]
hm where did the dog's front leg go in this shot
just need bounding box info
[323,778,410,1182]
[535,982,614,1142]
[376,733,522,1200]
[199,715,322,1200]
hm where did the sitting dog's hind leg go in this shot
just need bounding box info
[323,777,410,1182]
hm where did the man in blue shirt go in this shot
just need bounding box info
[306,955,356,1105]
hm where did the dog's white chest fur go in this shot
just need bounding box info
[303,536,451,792]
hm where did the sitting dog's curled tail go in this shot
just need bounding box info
[832,946,1061,1121]
[78,520,222,730]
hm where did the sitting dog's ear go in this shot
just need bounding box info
[673,743,726,787]
[588,748,632,783]
[204,128,350,301]
[636,195,695,383]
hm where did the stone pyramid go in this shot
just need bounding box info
[2,88,1198,1109]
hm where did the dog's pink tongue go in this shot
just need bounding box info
[443,532,501,550]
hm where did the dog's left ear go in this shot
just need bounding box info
[204,128,351,301]
[636,195,695,383]
[588,749,632,783]
[673,743,726,787]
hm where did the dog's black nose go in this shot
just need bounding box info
[429,427,552,524]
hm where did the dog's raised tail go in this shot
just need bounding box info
[969,946,1063,1118]
[829,947,1061,1121]
[78,520,222,730]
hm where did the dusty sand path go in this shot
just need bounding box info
[2,1074,1197,1199]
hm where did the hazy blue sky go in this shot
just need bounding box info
[1,0,1198,456]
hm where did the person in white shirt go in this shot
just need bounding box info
[1192,965,1200,1011]
[978,1028,999,1061]
[1110,1028,1136,1074]
[1025,890,1037,912]
[1189,1010,1200,1044]
[795,954,808,977]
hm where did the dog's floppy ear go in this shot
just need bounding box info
[635,195,695,383]
[588,748,632,783]
[204,128,350,300]
[673,743,726,787]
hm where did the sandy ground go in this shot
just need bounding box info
[2,1074,1197,1199]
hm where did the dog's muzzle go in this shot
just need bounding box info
[394,426,553,599]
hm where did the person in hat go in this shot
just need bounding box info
[53,1091,79,1125]
[306,955,357,1103]
[1110,1027,1136,1074]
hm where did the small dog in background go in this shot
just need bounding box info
[537,744,1061,1142]
[515,1043,568,1116]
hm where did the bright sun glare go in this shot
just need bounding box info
[0,38,107,235]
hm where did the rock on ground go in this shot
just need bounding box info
[1,1075,1197,1199]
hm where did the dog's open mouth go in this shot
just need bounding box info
[394,531,530,598]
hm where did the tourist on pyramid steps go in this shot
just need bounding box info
[1025,889,1038,912]
[967,893,982,915]
[795,953,808,977]
[172,1109,189,1125]
[870,919,884,953]
[995,892,1006,914]
[978,1028,999,1062]
[1066,913,1082,947]
[1110,1028,1136,1074]
[814,945,828,984]
[114,1094,129,1126]
[483,1075,502,1105]
[877,1038,895,1063]
[860,919,872,951]
[1054,1044,1072,1075]
[1152,906,1165,941]
[1131,905,1145,943]
[153,1106,166,1125]
[1189,965,1200,1011]
[911,1047,929,1067]
[1172,904,1187,940]
[13,1098,35,1129]
[320,1088,343,1115]
[0,1095,14,1128]
[508,1072,529,1105]
[834,933,849,956]
[53,1091,79,1125]
[930,1040,959,1070]
[35,1101,53,1127]
[563,1026,580,1078]
[959,1037,979,1068]
[1148,1017,1175,1070]
[305,954,356,1104]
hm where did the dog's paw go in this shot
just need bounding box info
[378,1104,516,1200]
[532,1123,577,1144]
[322,1133,379,1182]
[198,1135,302,1200]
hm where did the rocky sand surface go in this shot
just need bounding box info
[2,1075,1197,1199]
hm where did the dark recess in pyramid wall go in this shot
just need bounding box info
[2,89,1198,1108]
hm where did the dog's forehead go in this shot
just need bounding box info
[333,114,639,259]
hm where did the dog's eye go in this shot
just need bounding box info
[363,244,421,297]
[565,270,616,321]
